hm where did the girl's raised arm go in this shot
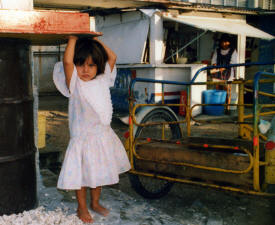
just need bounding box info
[63,35,78,88]
[95,38,117,72]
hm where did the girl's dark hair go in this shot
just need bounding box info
[73,37,108,76]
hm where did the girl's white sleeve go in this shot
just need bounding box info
[53,62,77,97]
[104,62,117,87]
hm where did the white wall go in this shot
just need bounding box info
[124,64,207,116]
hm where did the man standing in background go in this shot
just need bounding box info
[211,34,238,112]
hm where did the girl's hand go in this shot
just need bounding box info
[67,35,78,41]
[95,38,117,72]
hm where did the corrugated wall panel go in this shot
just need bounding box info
[196,0,211,3]
[259,0,274,9]
[225,0,237,6]
[237,0,248,7]
[211,0,224,5]
[178,0,252,8]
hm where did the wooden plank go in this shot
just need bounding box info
[135,141,253,187]
[136,142,251,170]
[0,9,101,45]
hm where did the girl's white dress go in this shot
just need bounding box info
[53,62,131,190]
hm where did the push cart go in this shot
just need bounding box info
[124,62,275,198]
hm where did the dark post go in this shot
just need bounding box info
[0,38,37,215]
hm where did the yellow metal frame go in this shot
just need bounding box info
[127,78,275,196]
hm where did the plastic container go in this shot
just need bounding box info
[203,90,227,116]
[38,112,46,148]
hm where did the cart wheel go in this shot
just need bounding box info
[135,108,182,140]
[129,174,174,199]
[129,108,182,199]
[265,184,275,193]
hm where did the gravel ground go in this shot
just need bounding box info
[1,95,274,225]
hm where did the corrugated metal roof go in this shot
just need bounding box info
[33,0,272,15]
[181,0,249,8]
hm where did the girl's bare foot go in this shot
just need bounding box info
[77,208,94,224]
[90,203,109,217]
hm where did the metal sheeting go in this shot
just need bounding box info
[237,0,249,7]
[181,0,249,7]
[163,14,274,40]
[97,19,149,64]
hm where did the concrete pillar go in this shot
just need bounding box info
[237,34,246,79]
[90,16,96,32]
[150,13,164,65]
[0,0,33,10]
[229,34,246,111]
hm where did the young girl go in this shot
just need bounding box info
[53,35,131,223]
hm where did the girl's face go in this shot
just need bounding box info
[76,55,97,82]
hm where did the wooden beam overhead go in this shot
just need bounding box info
[0,9,100,45]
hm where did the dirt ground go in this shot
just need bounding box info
[38,95,275,225]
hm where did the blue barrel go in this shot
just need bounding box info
[203,90,227,116]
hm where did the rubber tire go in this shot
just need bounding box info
[129,174,174,199]
[129,108,182,199]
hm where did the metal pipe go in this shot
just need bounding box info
[239,80,245,138]
[129,62,275,93]
[130,170,275,197]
